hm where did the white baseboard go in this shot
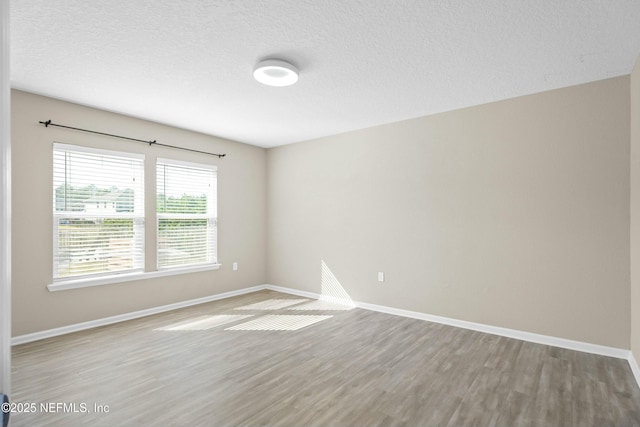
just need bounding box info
[11,285,265,345]
[267,284,640,390]
[12,282,638,389]
[629,352,640,388]
[263,284,319,300]
[355,300,629,359]
[264,284,630,360]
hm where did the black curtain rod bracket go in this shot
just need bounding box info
[38,120,226,158]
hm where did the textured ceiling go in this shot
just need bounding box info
[10,1,640,148]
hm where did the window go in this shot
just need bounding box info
[53,144,144,280]
[157,159,217,269]
[51,145,219,288]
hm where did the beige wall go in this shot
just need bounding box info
[267,77,631,348]
[631,55,640,358]
[12,74,635,350]
[11,90,267,336]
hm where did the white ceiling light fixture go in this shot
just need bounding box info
[253,59,299,87]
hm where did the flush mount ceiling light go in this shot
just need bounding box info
[253,59,299,87]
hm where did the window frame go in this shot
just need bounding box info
[156,157,218,271]
[52,143,146,282]
[48,144,222,292]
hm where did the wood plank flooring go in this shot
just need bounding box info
[9,290,640,426]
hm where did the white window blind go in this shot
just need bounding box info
[53,144,145,280]
[157,159,217,269]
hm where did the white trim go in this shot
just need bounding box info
[15,281,639,384]
[13,285,264,345]
[628,352,640,389]
[263,284,322,300]
[355,300,629,359]
[264,284,630,360]
[48,263,222,291]
[265,284,356,307]
[0,0,10,397]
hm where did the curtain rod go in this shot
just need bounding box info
[38,120,226,158]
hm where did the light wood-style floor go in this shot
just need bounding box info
[10,290,640,426]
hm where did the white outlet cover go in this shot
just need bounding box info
[378,272,384,282]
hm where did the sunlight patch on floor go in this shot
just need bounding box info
[155,314,253,331]
[225,315,332,331]
[234,298,310,310]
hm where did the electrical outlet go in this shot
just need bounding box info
[378,272,384,282]
[233,262,238,271]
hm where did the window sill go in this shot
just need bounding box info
[47,264,222,292]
